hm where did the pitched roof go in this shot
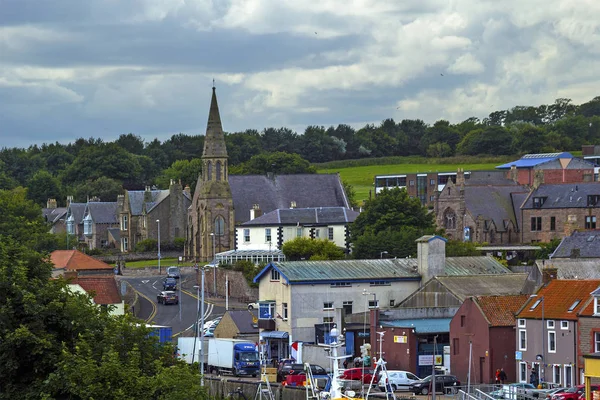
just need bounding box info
[542,259,600,279]
[434,273,529,302]
[126,189,170,215]
[227,310,258,334]
[464,186,528,231]
[229,174,349,224]
[50,250,115,271]
[85,202,117,224]
[516,279,600,320]
[522,183,600,209]
[242,207,359,226]
[496,152,574,169]
[465,170,519,186]
[68,202,86,224]
[42,207,67,224]
[551,230,600,258]
[534,157,596,170]
[475,294,531,327]
[445,256,511,275]
[73,275,122,305]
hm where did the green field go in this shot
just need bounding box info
[318,161,506,204]
[124,258,197,269]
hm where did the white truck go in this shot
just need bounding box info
[177,337,207,364]
[207,338,260,377]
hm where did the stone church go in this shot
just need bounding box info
[185,87,351,262]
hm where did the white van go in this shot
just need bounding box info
[377,370,421,392]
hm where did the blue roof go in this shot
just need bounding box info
[380,318,451,334]
[496,152,573,169]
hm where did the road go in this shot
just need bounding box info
[120,270,226,337]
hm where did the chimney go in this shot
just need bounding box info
[542,267,558,285]
[564,216,577,237]
[290,201,296,209]
[456,168,465,186]
[47,198,57,209]
[63,270,78,281]
[144,186,152,202]
[532,170,544,189]
[510,165,518,183]
[66,195,73,207]
[117,194,125,211]
[416,235,446,283]
[250,204,263,220]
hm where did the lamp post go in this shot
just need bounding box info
[156,219,161,274]
[380,251,388,259]
[210,232,216,296]
[194,268,206,386]
[531,294,545,384]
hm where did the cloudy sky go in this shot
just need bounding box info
[1,0,599,149]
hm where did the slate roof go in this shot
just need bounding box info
[517,279,600,320]
[241,207,359,226]
[466,170,518,186]
[464,186,528,231]
[551,230,600,258]
[434,273,529,302]
[534,157,597,170]
[107,228,121,241]
[43,207,67,224]
[542,260,600,279]
[73,276,122,305]
[50,250,115,271]
[229,174,349,224]
[522,183,600,209]
[227,310,259,334]
[496,152,574,169]
[475,294,530,327]
[85,202,117,224]
[381,318,452,333]
[512,192,528,229]
[127,190,170,215]
[68,203,86,224]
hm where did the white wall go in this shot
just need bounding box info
[236,224,348,251]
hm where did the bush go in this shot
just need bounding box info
[173,237,185,251]
[135,238,157,252]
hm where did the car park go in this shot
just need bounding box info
[163,277,177,290]
[166,266,181,279]
[378,370,421,391]
[157,290,179,305]
[409,374,460,395]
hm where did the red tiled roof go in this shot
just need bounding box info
[475,294,531,326]
[73,275,122,305]
[50,250,114,271]
[516,279,600,320]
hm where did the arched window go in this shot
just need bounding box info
[443,208,456,230]
[216,161,222,181]
[215,215,225,236]
[207,161,212,181]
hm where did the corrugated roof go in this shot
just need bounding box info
[551,230,600,258]
[381,318,452,333]
[436,274,529,301]
[496,152,573,169]
[543,260,600,279]
[475,294,530,327]
[444,256,511,275]
[522,183,600,209]
[50,250,115,271]
[242,207,359,226]
[517,279,600,320]
[73,275,122,305]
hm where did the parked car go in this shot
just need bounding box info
[248,302,259,310]
[552,385,600,400]
[410,374,460,395]
[203,316,222,330]
[163,277,177,291]
[490,383,536,400]
[157,290,179,305]
[378,370,421,392]
[340,367,379,384]
[167,266,181,279]
[277,363,327,383]
[276,359,296,382]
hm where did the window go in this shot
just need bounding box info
[315,229,320,238]
[520,362,527,383]
[564,365,572,387]
[265,228,271,242]
[323,302,334,310]
[100,240,108,248]
[409,180,415,186]
[518,319,526,328]
[530,299,542,310]
[66,215,75,234]
[595,298,600,315]
[588,195,600,206]
[270,269,280,281]
[553,365,561,384]
[561,321,569,330]
[296,227,302,237]
[430,179,436,185]
[83,214,92,235]
[569,300,581,312]
[453,338,459,355]
[586,216,597,229]
[547,320,555,329]
[243,229,250,243]
[548,331,556,353]
[461,315,465,327]
[215,216,225,236]
[550,216,556,231]
[259,302,275,319]
[342,301,353,316]
[328,227,334,240]
[143,215,146,228]
[121,237,129,252]
[430,195,435,202]
[331,282,351,288]
[595,332,600,352]
[519,329,527,351]
[216,161,222,181]
[121,215,128,231]
[207,161,212,180]
[444,209,457,230]
[370,281,391,286]
[531,217,542,231]
[533,197,547,208]
[282,303,288,320]
[368,300,379,309]
[323,316,334,323]
[389,299,395,307]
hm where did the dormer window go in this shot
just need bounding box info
[83,214,92,236]
[533,197,547,208]
[66,214,75,234]
[595,298,600,316]
[588,195,600,206]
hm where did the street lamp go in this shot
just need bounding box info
[194,267,206,386]
[210,232,216,296]
[156,219,161,275]
[531,294,545,384]
[380,251,388,259]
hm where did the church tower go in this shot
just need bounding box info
[185,86,235,262]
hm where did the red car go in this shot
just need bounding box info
[552,385,600,400]
[340,368,379,384]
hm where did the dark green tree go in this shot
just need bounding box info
[72,176,124,202]
[578,96,600,118]
[155,158,203,192]
[26,170,63,207]
[225,130,262,165]
[282,237,345,261]
[115,133,145,154]
[457,126,513,155]
[421,120,460,154]
[231,152,316,175]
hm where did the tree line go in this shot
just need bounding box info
[1,96,599,207]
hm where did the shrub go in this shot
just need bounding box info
[135,238,157,252]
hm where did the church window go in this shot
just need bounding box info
[216,161,222,181]
[444,208,456,229]
[215,215,225,236]
[207,161,212,180]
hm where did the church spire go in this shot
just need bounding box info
[202,84,228,159]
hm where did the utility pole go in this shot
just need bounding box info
[156,219,161,275]
[432,335,438,400]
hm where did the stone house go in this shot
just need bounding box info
[42,198,68,234]
[551,230,600,259]
[434,170,528,244]
[81,201,118,250]
[521,182,600,243]
[117,180,191,253]
[514,279,600,387]
[213,309,258,341]
[65,201,86,245]
[237,206,359,254]
[450,294,530,385]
